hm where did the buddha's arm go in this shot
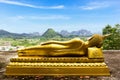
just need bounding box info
[41,38,81,46]
[41,41,68,45]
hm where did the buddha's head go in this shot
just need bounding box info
[87,34,110,48]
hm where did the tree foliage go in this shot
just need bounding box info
[103,24,120,50]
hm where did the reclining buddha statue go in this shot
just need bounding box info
[6,34,110,76]
[18,34,110,57]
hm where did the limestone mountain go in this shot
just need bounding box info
[0,29,93,38]
[42,28,62,38]
[60,29,92,37]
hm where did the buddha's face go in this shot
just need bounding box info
[88,34,103,48]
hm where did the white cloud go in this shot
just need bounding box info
[0,0,64,9]
[16,16,25,19]
[0,24,8,27]
[80,1,110,10]
[30,15,70,20]
[8,15,70,20]
[7,16,25,21]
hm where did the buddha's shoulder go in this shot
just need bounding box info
[71,37,83,42]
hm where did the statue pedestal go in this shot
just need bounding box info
[5,57,110,76]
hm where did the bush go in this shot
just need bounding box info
[0,62,5,69]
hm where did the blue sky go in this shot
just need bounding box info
[0,0,120,34]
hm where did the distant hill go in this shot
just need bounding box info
[0,29,40,38]
[60,29,92,37]
[42,28,62,38]
[0,29,93,39]
[60,30,70,36]
[71,29,92,36]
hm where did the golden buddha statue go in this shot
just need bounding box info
[5,34,110,76]
[18,34,110,57]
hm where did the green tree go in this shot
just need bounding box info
[103,24,120,50]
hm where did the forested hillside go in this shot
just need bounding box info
[0,28,92,39]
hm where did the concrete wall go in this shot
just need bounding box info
[0,51,17,63]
